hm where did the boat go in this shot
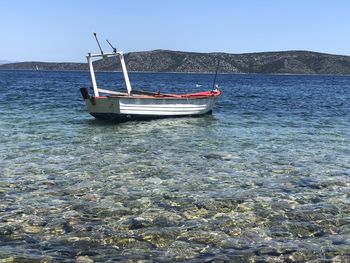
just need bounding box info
[80,36,221,121]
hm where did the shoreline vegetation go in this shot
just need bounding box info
[1,49,350,75]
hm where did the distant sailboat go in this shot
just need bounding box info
[35,65,39,71]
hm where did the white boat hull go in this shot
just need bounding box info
[83,95,219,120]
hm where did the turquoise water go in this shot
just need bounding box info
[0,71,349,262]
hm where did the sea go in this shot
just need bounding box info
[0,70,349,262]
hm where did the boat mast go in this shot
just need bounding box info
[212,59,220,91]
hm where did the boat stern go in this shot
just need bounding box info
[80,88,122,117]
[80,87,91,100]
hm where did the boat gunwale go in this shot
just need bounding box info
[94,90,221,100]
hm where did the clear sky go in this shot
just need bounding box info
[1,0,350,62]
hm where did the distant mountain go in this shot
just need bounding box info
[0,60,17,65]
[1,50,350,74]
[0,61,86,71]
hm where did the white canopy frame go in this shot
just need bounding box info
[86,51,133,97]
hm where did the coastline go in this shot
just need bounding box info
[1,68,350,77]
[1,49,350,75]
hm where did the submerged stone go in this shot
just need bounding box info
[22,225,43,234]
[285,222,324,238]
[76,256,93,263]
[220,238,252,250]
[154,212,182,227]
[165,241,199,260]
[0,225,14,236]
[179,230,229,246]
[128,217,154,230]
[141,229,179,248]
[1,256,51,263]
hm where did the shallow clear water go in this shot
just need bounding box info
[0,70,349,262]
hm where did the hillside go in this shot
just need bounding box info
[1,50,350,74]
[0,61,87,71]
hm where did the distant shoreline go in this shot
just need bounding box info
[1,68,350,77]
[1,49,350,75]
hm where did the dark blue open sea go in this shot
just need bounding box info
[0,70,349,262]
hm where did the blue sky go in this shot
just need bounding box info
[1,0,350,62]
